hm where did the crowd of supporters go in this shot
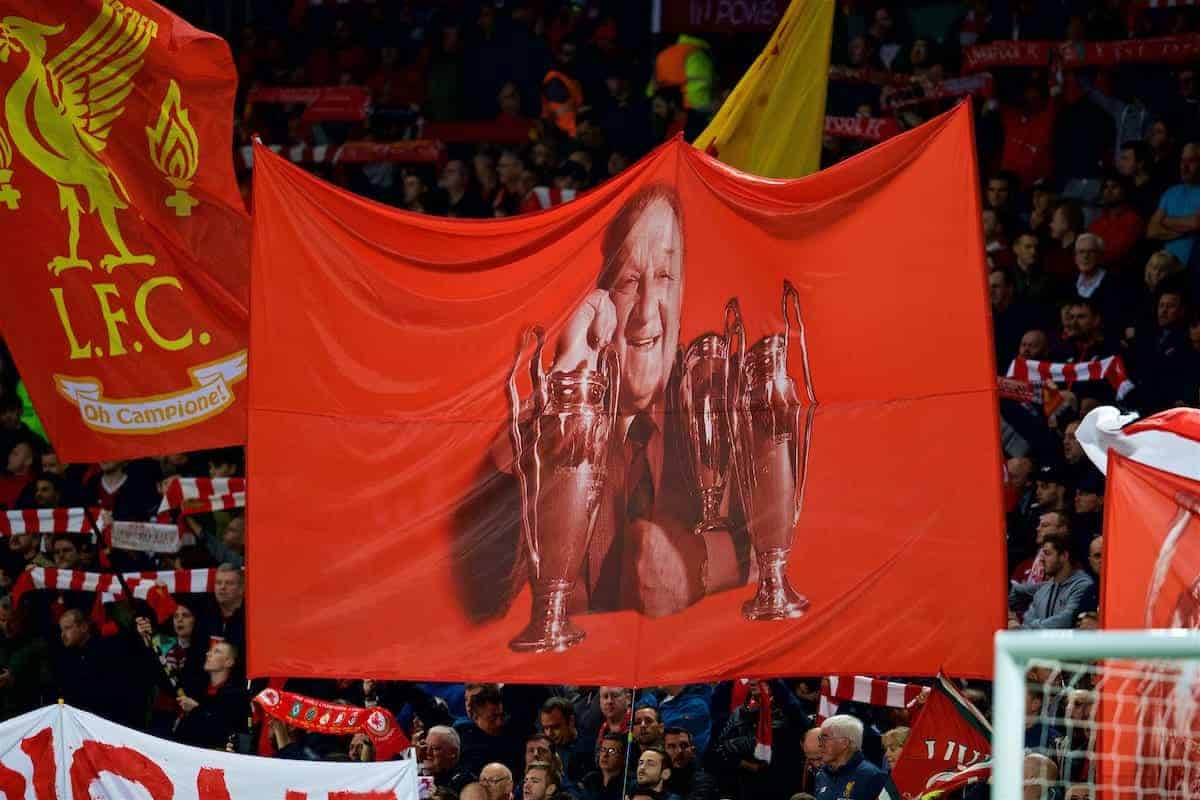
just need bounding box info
[3,0,1200,797]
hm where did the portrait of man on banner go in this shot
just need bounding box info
[456,183,816,652]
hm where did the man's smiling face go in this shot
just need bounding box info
[606,197,683,414]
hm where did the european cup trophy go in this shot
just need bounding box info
[506,327,619,652]
[680,299,745,534]
[731,280,817,621]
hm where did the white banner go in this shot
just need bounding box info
[0,704,418,800]
[111,521,182,553]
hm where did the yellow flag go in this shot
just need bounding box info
[694,0,834,178]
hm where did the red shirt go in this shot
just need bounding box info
[1088,206,1146,271]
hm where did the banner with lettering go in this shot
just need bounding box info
[0,0,249,461]
[0,704,418,799]
[963,34,1200,72]
[246,104,1005,684]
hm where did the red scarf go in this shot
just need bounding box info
[253,688,409,761]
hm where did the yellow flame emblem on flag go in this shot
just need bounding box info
[147,79,200,216]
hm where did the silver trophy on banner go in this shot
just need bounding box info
[506,327,619,652]
[680,299,745,535]
[731,280,817,620]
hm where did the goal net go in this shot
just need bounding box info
[993,630,1200,800]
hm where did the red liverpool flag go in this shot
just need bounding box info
[0,0,248,461]
[1097,452,1200,800]
[891,675,991,800]
[246,104,1006,684]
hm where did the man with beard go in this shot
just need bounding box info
[1009,532,1095,629]
[634,748,678,800]
[663,728,718,800]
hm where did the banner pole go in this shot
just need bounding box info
[622,686,638,794]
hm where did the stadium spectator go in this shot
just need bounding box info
[793,726,824,795]
[632,702,666,759]
[522,761,562,800]
[1118,140,1166,219]
[51,609,143,727]
[440,159,491,219]
[1022,752,1059,800]
[174,641,247,750]
[880,726,909,769]
[1148,141,1200,266]
[992,267,1043,368]
[633,747,676,799]
[1046,201,1085,280]
[1131,286,1200,411]
[1018,329,1050,360]
[659,684,713,755]
[1009,532,1095,629]
[458,685,524,778]
[1012,233,1057,308]
[579,731,626,800]
[663,727,718,800]
[1088,175,1146,271]
[428,725,475,794]
[0,600,50,717]
[540,696,591,783]
[479,763,515,800]
[814,715,899,800]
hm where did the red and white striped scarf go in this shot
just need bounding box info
[156,477,246,522]
[0,508,107,536]
[1007,356,1133,401]
[817,676,928,722]
[12,567,219,606]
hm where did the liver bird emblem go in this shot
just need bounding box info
[0,1,158,275]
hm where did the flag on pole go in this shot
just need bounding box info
[693,0,835,178]
[0,0,250,462]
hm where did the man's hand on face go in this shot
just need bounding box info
[554,289,617,373]
[627,520,705,617]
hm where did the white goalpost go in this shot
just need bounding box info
[994,629,1200,800]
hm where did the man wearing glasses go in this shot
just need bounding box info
[815,715,899,800]
[579,732,626,800]
[478,763,514,800]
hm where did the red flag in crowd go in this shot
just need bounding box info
[245,104,1005,684]
[1094,452,1200,800]
[890,675,991,800]
[0,0,249,462]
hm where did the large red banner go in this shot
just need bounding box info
[246,104,1005,684]
[0,0,249,462]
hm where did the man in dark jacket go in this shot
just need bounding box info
[579,732,627,800]
[51,609,145,728]
[456,684,525,777]
[815,715,899,800]
[663,727,718,800]
[174,641,248,750]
